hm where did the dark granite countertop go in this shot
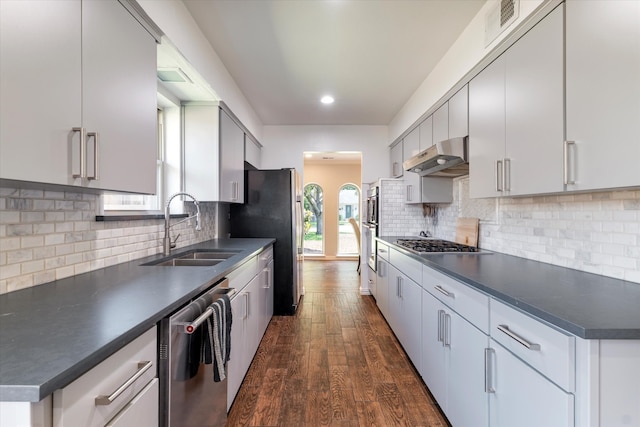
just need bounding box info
[378,236,640,340]
[0,238,274,403]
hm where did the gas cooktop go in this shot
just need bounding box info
[395,238,481,254]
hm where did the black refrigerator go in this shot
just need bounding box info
[230,168,303,315]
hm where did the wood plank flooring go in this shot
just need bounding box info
[226,260,450,427]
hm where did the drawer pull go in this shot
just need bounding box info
[497,324,541,351]
[95,360,153,406]
[434,285,455,299]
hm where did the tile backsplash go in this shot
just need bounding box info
[0,186,218,294]
[378,176,640,285]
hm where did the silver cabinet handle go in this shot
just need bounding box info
[434,285,455,299]
[443,313,451,347]
[86,132,99,180]
[504,158,511,192]
[563,140,576,185]
[378,248,387,254]
[244,292,249,319]
[484,348,496,393]
[72,127,85,178]
[392,162,398,177]
[398,276,403,298]
[95,360,152,405]
[497,324,541,350]
[437,309,445,343]
[406,184,413,202]
[496,160,503,192]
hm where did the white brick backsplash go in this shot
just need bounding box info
[0,185,219,294]
[432,177,640,285]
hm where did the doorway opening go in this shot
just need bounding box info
[303,151,362,260]
[338,184,360,255]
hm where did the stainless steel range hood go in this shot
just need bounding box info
[403,136,469,177]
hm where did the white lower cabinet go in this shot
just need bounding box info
[52,327,158,427]
[104,379,158,427]
[387,265,422,370]
[421,289,489,427]
[226,246,274,411]
[488,341,574,427]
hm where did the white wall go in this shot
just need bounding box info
[138,0,263,141]
[388,0,545,143]
[261,125,388,184]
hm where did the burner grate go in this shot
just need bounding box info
[395,239,479,253]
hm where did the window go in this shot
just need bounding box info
[103,109,164,212]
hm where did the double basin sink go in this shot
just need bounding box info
[142,249,240,267]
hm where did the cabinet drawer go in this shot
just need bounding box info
[389,248,421,284]
[227,255,258,291]
[490,299,575,392]
[377,242,390,261]
[53,327,157,427]
[104,378,158,427]
[258,246,273,271]
[422,265,489,334]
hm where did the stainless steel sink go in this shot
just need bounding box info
[152,258,225,267]
[142,249,240,266]
[178,251,239,260]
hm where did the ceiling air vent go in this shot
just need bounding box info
[485,0,519,47]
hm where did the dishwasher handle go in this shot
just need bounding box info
[184,287,236,334]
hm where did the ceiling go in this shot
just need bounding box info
[181,0,484,126]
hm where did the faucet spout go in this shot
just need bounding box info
[164,192,201,256]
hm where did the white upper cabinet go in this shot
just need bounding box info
[245,134,262,169]
[0,0,158,194]
[470,5,564,198]
[565,0,640,191]
[184,104,245,203]
[448,85,469,139]
[469,55,506,199]
[419,116,433,149]
[403,127,420,161]
[433,103,449,144]
[219,109,245,203]
[390,141,403,178]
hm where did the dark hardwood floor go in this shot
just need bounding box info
[226,260,450,426]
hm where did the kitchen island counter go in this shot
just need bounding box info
[378,236,640,340]
[0,238,274,402]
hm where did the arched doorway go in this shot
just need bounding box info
[338,184,360,255]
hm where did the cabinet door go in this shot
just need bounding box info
[220,110,245,203]
[421,290,448,410]
[419,116,433,150]
[227,293,247,410]
[447,313,488,427]
[489,342,574,427]
[448,85,469,139]
[0,0,82,187]
[504,4,564,196]
[390,142,403,177]
[403,127,420,161]
[82,0,157,193]
[469,56,506,199]
[376,259,389,319]
[398,275,422,372]
[566,0,640,191]
[403,172,422,204]
[433,103,449,144]
[245,134,261,169]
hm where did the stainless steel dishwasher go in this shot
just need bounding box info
[159,279,235,427]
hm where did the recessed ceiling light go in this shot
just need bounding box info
[320,95,334,105]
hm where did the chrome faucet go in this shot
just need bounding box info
[164,192,201,256]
